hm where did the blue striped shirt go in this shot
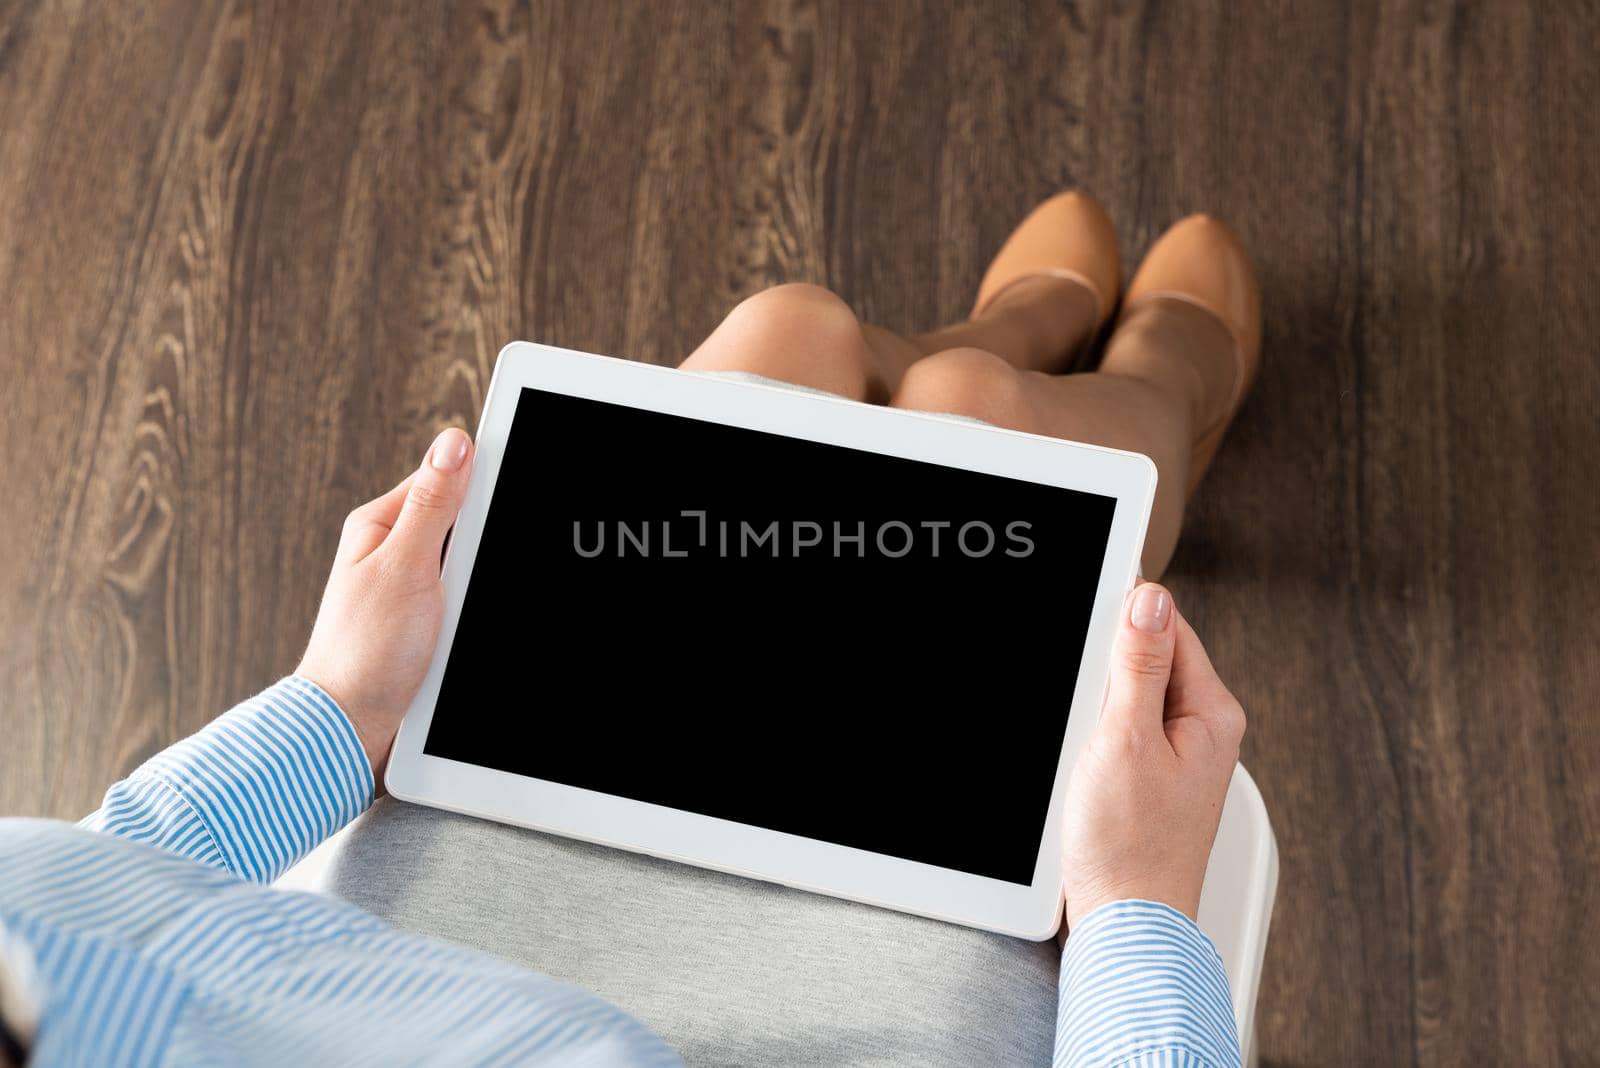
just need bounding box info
[0,678,1238,1065]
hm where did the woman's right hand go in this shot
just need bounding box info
[1061,582,1246,927]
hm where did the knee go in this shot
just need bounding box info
[891,348,1033,429]
[710,284,873,395]
[729,282,856,331]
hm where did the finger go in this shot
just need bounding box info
[1164,609,1247,760]
[336,473,416,565]
[385,427,474,567]
[1165,611,1222,715]
[1097,582,1177,740]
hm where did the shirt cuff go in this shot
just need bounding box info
[1056,900,1240,1068]
[118,677,374,882]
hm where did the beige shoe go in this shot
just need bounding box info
[1119,214,1262,494]
[973,192,1122,356]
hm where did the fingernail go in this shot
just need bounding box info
[1130,586,1172,633]
[428,428,469,472]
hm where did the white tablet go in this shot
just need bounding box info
[386,341,1155,939]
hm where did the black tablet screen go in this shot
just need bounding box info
[423,384,1117,884]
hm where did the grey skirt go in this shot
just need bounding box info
[319,801,1058,1067]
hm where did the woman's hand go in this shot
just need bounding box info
[296,427,475,787]
[1061,582,1246,927]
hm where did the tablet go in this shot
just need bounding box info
[386,341,1155,939]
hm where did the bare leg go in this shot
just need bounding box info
[678,277,1230,576]
[678,284,923,404]
[890,298,1237,577]
[678,273,1098,402]
[910,274,1100,373]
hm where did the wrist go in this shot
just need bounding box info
[290,670,388,793]
[1073,896,1188,924]
[1066,879,1200,928]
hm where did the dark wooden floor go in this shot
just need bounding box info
[3,1,1597,1062]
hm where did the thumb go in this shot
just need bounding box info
[1098,582,1176,737]
[387,427,474,564]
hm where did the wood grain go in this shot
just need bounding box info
[2,1,1596,1061]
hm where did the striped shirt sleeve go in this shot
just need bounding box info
[1055,900,1240,1068]
[79,677,374,883]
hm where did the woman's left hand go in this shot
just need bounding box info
[296,427,475,786]
[1060,582,1245,927]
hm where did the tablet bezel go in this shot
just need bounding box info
[386,341,1155,939]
